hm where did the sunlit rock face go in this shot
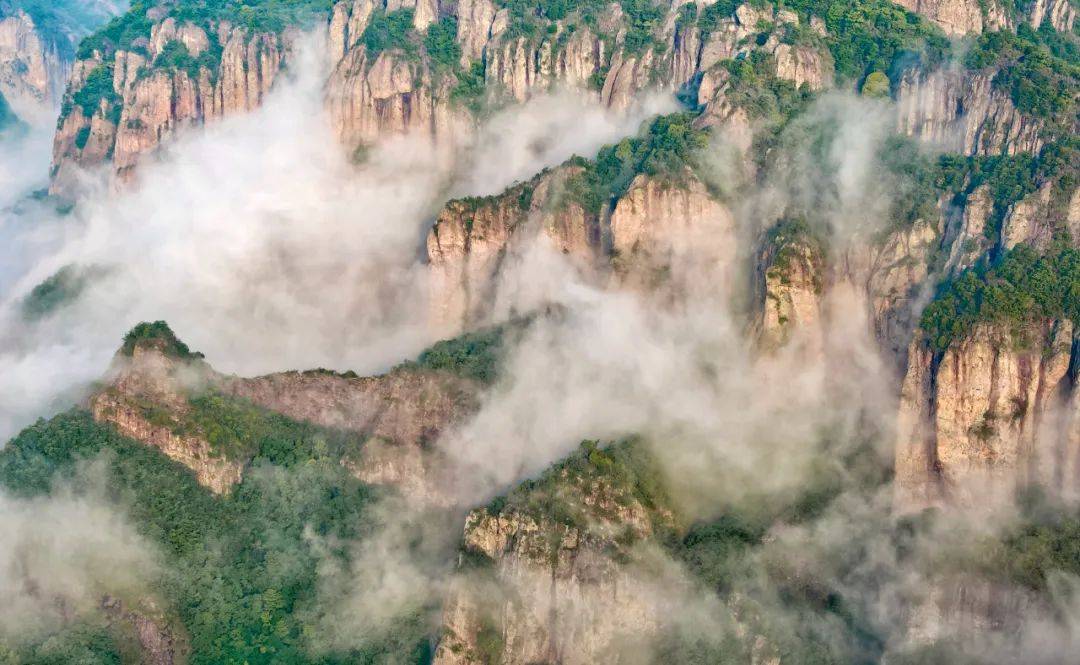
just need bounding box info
[895,321,1077,512]
[896,69,1045,157]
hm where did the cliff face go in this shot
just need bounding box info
[90,329,479,500]
[896,68,1045,157]
[219,366,480,502]
[434,443,674,664]
[610,171,737,294]
[754,223,825,353]
[0,9,71,116]
[49,0,843,186]
[427,164,604,330]
[90,342,247,494]
[51,19,285,191]
[428,166,735,333]
[101,595,189,665]
[895,320,1076,511]
[894,0,1076,34]
[891,0,1007,36]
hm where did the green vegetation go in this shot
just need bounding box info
[920,242,1080,353]
[399,324,508,385]
[564,112,709,213]
[936,138,1078,243]
[860,70,890,97]
[361,8,417,58]
[691,0,949,83]
[181,390,366,462]
[120,321,204,360]
[721,50,813,124]
[78,0,333,58]
[154,36,224,80]
[486,438,675,535]
[450,60,487,113]
[69,62,121,119]
[765,217,824,293]
[76,1,154,58]
[779,0,950,81]
[878,135,945,233]
[964,25,1078,125]
[987,509,1080,591]
[424,15,461,71]
[20,265,101,320]
[0,408,429,663]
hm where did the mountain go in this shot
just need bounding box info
[0,0,125,119]
[1,0,1079,662]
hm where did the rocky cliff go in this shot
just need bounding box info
[434,441,677,664]
[891,0,1008,36]
[49,0,845,187]
[893,0,1076,34]
[51,16,285,191]
[896,68,1045,157]
[90,336,247,494]
[220,365,479,502]
[90,323,480,500]
[754,220,825,353]
[0,7,73,117]
[895,320,1076,511]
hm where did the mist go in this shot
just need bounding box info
[0,34,670,441]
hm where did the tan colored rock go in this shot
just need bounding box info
[456,0,497,62]
[896,68,1044,157]
[91,346,245,495]
[890,0,1007,36]
[0,10,68,114]
[772,43,832,90]
[600,48,654,110]
[434,457,673,664]
[1027,0,1076,31]
[427,166,601,331]
[943,184,992,274]
[755,225,824,353]
[149,18,210,59]
[864,218,940,367]
[101,596,189,665]
[610,171,737,293]
[50,26,286,192]
[327,46,464,151]
[895,321,1074,511]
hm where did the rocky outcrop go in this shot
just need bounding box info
[51,21,286,192]
[891,0,1008,35]
[754,222,825,352]
[427,165,603,330]
[896,68,1045,157]
[862,218,941,367]
[0,9,71,117]
[88,325,480,499]
[49,0,843,184]
[772,42,832,91]
[90,342,246,494]
[101,596,189,665]
[1026,0,1076,31]
[326,46,465,152]
[609,171,737,293]
[427,164,736,332]
[434,443,674,664]
[1000,181,1069,252]
[219,366,480,502]
[894,320,1075,511]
